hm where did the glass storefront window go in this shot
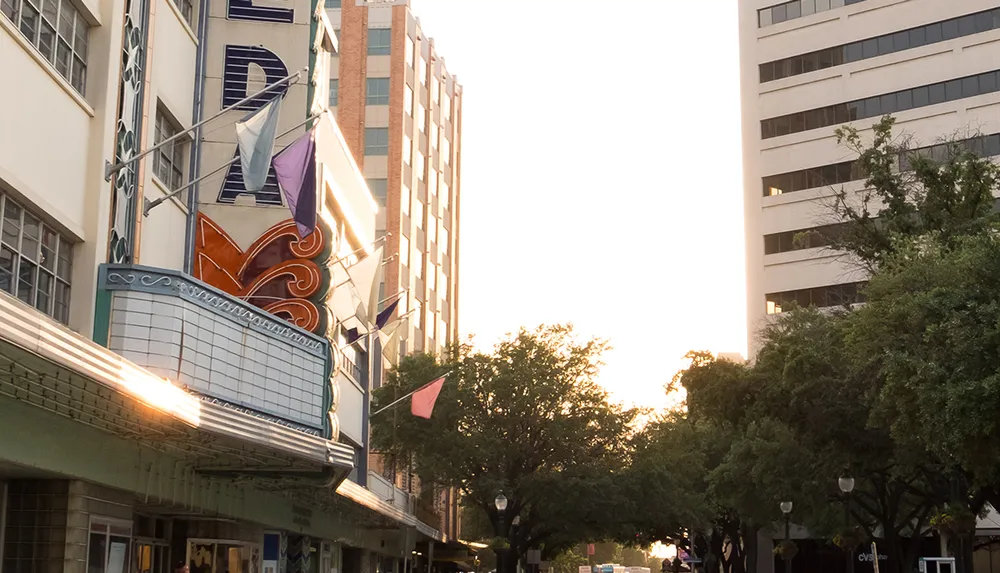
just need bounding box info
[87,519,133,573]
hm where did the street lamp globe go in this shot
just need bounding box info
[780,501,793,515]
[839,477,856,494]
[495,493,508,512]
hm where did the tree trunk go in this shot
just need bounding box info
[742,525,760,573]
[497,548,518,573]
[954,531,975,573]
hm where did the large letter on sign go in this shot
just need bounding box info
[222,45,290,111]
[227,0,292,22]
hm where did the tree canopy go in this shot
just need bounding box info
[371,325,643,567]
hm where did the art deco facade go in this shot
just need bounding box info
[0,0,474,568]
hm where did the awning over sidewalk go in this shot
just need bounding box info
[0,289,353,477]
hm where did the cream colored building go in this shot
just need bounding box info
[0,0,198,335]
[0,0,472,570]
[327,0,463,362]
[740,0,1000,354]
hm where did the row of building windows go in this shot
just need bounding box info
[2,0,88,94]
[758,0,865,28]
[764,223,845,255]
[762,131,1000,196]
[761,69,1000,139]
[761,8,1000,83]
[0,192,72,324]
[765,281,866,314]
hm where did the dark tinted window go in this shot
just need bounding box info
[760,8,1000,83]
[762,131,1000,196]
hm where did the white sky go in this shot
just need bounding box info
[412,0,747,409]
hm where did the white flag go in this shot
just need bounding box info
[347,246,383,321]
[235,95,282,192]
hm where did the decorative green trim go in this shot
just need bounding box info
[93,265,112,347]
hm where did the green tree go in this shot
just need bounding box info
[652,310,950,573]
[846,234,1000,572]
[830,115,999,271]
[371,325,639,573]
[828,115,1000,573]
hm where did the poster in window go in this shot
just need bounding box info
[108,542,128,573]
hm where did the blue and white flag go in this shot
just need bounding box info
[235,95,283,192]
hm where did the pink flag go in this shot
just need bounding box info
[411,376,446,419]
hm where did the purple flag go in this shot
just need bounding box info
[272,127,317,238]
[376,299,400,329]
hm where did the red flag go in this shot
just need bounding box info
[411,376,446,419]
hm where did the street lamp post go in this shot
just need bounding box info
[496,493,508,573]
[780,501,793,573]
[839,477,856,573]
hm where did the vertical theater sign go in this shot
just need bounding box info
[190,0,378,441]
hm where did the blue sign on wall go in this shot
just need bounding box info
[227,0,293,23]
[222,45,290,110]
[217,150,284,205]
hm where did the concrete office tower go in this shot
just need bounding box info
[328,0,463,360]
[739,0,1000,354]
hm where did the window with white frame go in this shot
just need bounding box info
[401,184,410,217]
[427,214,437,244]
[399,234,410,267]
[368,27,391,55]
[405,36,414,66]
[365,127,389,156]
[152,109,186,191]
[404,84,413,116]
[2,0,89,94]
[366,178,387,206]
[173,0,193,26]
[413,253,423,280]
[366,77,390,105]
[415,151,425,181]
[0,192,73,324]
[441,181,449,210]
[329,78,339,106]
[440,225,448,255]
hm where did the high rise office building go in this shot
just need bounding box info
[739,0,1000,353]
[328,0,463,360]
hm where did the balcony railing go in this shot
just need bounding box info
[367,471,412,513]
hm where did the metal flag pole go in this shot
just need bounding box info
[335,308,415,352]
[378,287,409,307]
[143,110,326,216]
[329,234,391,270]
[369,370,452,418]
[105,67,308,182]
